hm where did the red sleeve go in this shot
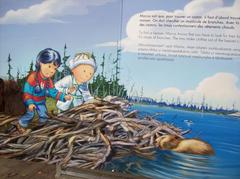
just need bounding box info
[26,72,37,86]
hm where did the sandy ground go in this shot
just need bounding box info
[0,158,148,179]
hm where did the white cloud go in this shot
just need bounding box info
[209,0,240,16]
[97,0,240,56]
[156,73,240,110]
[0,0,113,24]
[183,0,223,15]
[157,87,181,101]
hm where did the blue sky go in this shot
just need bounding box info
[0,0,239,109]
[0,0,194,74]
[0,0,122,75]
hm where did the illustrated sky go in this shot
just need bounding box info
[0,0,239,110]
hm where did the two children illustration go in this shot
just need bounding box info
[18,48,95,130]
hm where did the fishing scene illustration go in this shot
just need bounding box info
[0,0,240,179]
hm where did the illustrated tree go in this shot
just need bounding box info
[61,43,71,77]
[28,61,34,73]
[7,54,14,80]
[16,68,20,82]
[53,44,71,82]
[100,54,105,77]
[16,60,34,88]
[89,50,127,98]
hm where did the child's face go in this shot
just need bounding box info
[40,62,58,78]
[72,64,94,84]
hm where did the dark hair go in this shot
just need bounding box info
[35,48,61,71]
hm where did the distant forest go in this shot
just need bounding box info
[5,44,127,99]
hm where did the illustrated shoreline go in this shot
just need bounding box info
[131,102,240,117]
[228,112,240,118]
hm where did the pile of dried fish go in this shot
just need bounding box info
[0,97,184,170]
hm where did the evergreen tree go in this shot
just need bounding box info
[16,68,20,82]
[7,54,14,80]
[28,61,34,73]
[100,54,105,77]
[89,52,127,99]
[62,43,71,77]
[16,68,25,88]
